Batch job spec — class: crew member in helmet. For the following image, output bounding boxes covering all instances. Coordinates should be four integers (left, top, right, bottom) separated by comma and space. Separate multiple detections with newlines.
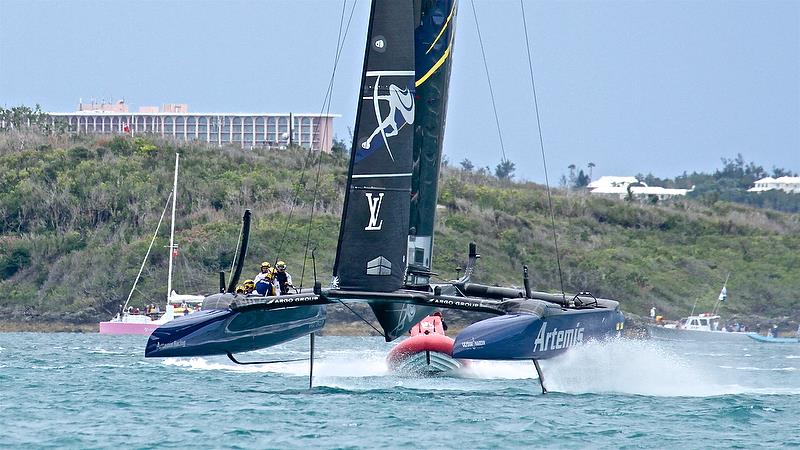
254, 261, 275, 296
242, 279, 256, 295
274, 261, 293, 295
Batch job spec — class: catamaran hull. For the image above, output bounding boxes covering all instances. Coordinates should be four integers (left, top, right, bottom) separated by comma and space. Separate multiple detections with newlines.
453, 309, 624, 360
144, 305, 326, 358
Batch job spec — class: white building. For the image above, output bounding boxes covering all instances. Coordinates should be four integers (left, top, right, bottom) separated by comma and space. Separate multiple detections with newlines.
588, 176, 693, 200
747, 176, 800, 194
49, 102, 338, 153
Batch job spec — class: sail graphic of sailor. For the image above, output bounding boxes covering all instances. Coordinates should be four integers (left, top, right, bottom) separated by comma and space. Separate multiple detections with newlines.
361, 77, 415, 161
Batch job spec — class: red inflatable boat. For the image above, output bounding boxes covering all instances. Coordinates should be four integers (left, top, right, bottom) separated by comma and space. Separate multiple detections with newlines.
386, 313, 467, 375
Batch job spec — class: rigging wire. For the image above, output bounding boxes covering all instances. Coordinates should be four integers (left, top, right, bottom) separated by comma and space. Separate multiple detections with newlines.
337, 300, 383, 336
470, 0, 508, 163
122, 192, 172, 312
520, 0, 567, 300
297, 0, 360, 289
275, 0, 358, 283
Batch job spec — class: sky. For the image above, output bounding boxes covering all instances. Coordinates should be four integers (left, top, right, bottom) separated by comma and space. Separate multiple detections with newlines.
1, 0, 797, 183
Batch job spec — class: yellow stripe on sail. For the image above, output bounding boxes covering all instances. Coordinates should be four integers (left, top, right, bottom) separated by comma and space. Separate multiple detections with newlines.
415, 45, 451, 87
425, 2, 457, 55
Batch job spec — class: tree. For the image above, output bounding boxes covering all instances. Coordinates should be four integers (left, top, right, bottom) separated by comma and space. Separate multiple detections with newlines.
587, 162, 595, 179
625, 181, 645, 202
772, 167, 797, 178
331, 137, 349, 156
567, 164, 577, 187
460, 158, 474, 172
574, 169, 590, 188
495, 159, 516, 180
0, 104, 53, 132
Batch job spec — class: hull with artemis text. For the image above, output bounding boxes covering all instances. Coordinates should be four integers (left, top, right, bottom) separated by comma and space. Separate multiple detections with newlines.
453, 304, 624, 360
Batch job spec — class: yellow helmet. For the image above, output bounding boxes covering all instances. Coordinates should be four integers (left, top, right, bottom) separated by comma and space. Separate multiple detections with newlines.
235, 285, 244, 293
276, 261, 286, 269
243, 279, 255, 289
261, 261, 271, 269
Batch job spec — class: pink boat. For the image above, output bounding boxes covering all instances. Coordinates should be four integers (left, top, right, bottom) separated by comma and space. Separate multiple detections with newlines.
99, 313, 170, 335
98, 154, 204, 335
99, 294, 203, 335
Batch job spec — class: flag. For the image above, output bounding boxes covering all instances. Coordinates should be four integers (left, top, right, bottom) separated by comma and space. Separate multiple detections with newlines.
718, 286, 727, 302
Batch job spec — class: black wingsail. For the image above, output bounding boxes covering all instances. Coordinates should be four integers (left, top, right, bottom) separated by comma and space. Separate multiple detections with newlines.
408, 0, 458, 285
332, 0, 417, 293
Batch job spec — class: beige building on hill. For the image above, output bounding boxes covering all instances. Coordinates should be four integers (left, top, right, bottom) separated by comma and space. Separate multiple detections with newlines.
51, 101, 338, 153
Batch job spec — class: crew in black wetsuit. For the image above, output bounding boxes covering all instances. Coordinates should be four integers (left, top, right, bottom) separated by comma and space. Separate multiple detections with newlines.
274, 261, 293, 295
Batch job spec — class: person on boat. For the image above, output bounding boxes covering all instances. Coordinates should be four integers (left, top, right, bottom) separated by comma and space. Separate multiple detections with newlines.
409, 311, 448, 336
235, 285, 245, 294
771, 325, 779, 338
242, 279, 256, 295
254, 261, 276, 296
274, 261, 293, 295
432, 311, 448, 332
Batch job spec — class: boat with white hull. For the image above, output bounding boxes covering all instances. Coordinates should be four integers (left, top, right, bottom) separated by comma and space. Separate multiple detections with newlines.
646, 314, 749, 342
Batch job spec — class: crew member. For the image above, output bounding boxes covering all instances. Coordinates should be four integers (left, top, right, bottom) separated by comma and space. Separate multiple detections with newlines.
254, 261, 275, 296
274, 261, 293, 295
242, 279, 256, 295
432, 311, 448, 332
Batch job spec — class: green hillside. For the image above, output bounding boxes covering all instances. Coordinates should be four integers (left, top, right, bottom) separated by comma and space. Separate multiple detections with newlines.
1, 129, 798, 330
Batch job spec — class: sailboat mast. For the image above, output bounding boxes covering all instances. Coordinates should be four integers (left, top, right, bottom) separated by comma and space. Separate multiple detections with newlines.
167, 153, 179, 303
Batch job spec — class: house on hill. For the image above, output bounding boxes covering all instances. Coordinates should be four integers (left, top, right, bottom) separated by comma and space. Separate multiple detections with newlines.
747, 177, 800, 194
588, 176, 693, 201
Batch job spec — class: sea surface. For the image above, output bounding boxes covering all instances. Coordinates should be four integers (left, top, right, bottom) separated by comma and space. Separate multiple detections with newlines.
1, 332, 798, 449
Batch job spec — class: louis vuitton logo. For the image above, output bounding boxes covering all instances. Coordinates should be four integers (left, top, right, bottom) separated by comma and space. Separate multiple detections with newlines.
364, 192, 384, 231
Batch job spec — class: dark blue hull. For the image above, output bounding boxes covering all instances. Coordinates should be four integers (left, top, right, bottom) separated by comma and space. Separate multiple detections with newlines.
453, 307, 624, 360
144, 305, 326, 358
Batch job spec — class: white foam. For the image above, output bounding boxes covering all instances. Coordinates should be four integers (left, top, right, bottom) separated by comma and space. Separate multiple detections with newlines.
155, 337, 800, 396
540, 338, 747, 397
459, 360, 537, 380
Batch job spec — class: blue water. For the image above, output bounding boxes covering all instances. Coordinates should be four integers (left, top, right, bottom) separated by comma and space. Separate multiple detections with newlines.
1, 333, 798, 449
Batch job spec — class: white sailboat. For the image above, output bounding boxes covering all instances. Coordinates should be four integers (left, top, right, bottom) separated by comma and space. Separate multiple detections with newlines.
99, 153, 204, 335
